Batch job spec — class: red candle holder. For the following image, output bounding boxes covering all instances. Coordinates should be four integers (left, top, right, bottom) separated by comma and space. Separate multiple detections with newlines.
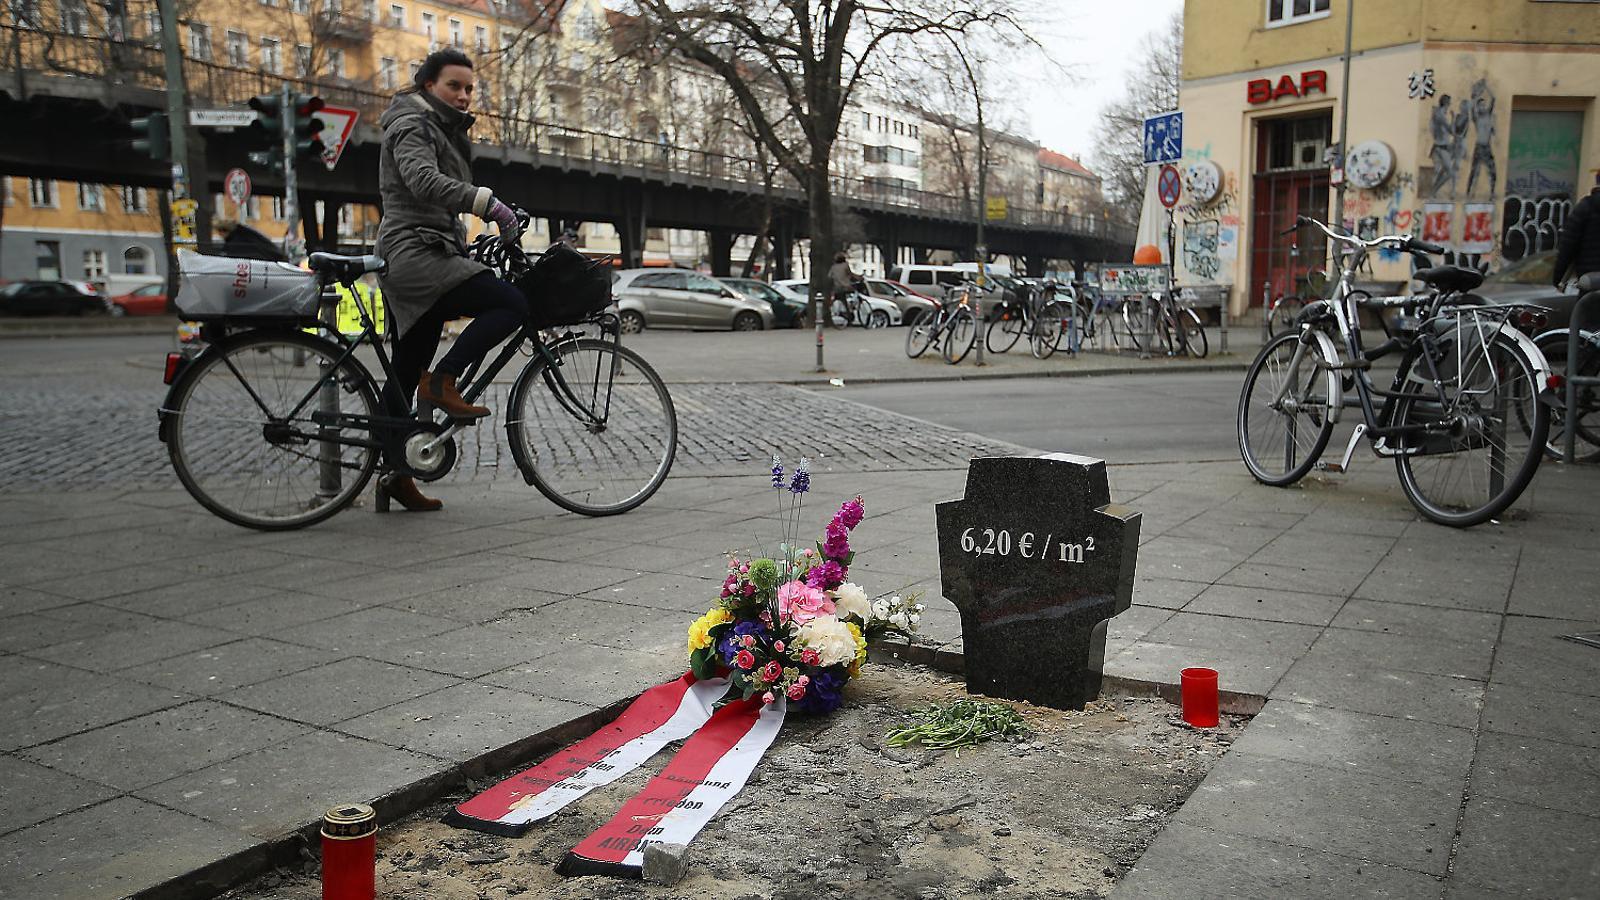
1180, 667, 1220, 728
321, 803, 377, 900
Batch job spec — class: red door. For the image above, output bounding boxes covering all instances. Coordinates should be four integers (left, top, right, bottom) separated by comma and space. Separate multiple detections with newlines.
1250, 170, 1329, 307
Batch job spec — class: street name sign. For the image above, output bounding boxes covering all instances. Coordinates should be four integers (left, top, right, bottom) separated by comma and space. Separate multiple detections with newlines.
935, 454, 1141, 710
190, 108, 257, 130
1142, 111, 1183, 166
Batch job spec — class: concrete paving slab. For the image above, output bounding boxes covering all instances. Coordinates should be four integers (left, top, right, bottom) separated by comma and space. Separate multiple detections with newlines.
1183, 583, 1347, 626
333, 681, 594, 762
0, 608, 147, 653
220, 658, 460, 727
1449, 795, 1600, 898
367, 624, 561, 678
387, 582, 568, 623
0, 754, 119, 835
1171, 751, 1462, 876
1273, 656, 1485, 730
0, 586, 77, 617
180, 592, 367, 636
19, 701, 308, 791
1107, 641, 1290, 697
1214, 560, 1375, 597
1228, 701, 1475, 793
1298, 626, 1496, 681
119, 638, 343, 697
1490, 614, 1600, 698
579, 571, 726, 614
480, 644, 685, 705
1142, 611, 1325, 656
1471, 731, 1600, 819
0, 796, 258, 900
1129, 576, 1209, 610
0, 674, 190, 752
95, 581, 281, 620
136, 730, 441, 840
1114, 821, 1443, 900
1357, 554, 1515, 612
271, 606, 462, 652
25, 619, 236, 673
1480, 682, 1600, 748
1329, 598, 1502, 643
1251, 530, 1399, 573
494, 597, 693, 653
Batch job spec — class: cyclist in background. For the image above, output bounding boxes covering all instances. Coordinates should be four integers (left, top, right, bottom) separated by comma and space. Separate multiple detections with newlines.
1554, 172, 1600, 290
828, 251, 861, 327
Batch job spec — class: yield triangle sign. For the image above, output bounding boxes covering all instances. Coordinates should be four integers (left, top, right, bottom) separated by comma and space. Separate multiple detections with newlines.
316, 105, 360, 172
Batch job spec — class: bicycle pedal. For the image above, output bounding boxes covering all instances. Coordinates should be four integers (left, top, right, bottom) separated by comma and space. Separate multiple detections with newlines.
1316, 461, 1346, 473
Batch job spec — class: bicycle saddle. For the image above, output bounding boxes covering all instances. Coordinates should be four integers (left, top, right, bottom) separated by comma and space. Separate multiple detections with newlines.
1577, 272, 1600, 294
1413, 265, 1484, 293
309, 252, 387, 281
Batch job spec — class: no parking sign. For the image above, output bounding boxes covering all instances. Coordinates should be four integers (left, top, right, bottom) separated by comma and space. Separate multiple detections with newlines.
1157, 165, 1182, 209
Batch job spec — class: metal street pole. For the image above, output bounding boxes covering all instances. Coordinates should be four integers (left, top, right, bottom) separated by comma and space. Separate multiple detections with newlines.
156, 0, 190, 202
280, 81, 302, 261
1331, 0, 1355, 242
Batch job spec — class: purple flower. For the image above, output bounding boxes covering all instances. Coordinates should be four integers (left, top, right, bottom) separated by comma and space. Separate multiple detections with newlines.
794, 667, 848, 714
717, 619, 768, 663
788, 458, 810, 495
770, 455, 784, 489
835, 497, 864, 530
805, 560, 845, 590
822, 531, 851, 560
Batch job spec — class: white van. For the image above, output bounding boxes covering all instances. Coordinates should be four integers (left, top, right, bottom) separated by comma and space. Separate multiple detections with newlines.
888, 264, 1004, 318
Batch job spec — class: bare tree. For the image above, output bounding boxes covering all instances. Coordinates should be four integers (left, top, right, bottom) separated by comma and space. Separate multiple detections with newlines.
618, 0, 1027, 300
1090, 10, 1180, 220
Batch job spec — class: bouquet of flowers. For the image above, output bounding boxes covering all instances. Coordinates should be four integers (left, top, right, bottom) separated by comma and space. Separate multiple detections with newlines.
686, 457, 923, 714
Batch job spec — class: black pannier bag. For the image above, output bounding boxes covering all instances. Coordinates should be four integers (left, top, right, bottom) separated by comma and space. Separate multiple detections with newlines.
514, 243, 615, 328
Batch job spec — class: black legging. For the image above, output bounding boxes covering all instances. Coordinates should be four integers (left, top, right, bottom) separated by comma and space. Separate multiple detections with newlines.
390, 270, 528, 409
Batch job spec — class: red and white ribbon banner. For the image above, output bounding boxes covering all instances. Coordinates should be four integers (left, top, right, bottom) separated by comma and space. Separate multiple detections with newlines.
446, 674, 729, 837
557, 695, 785, 877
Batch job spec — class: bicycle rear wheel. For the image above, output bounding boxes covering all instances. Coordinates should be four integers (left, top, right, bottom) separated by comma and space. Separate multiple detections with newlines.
1237, 331, 1338, 486
1268, 296, 1306, 338
986, 313, 1024, 354
507, 337, 677, 516
1533, 330, 1600, 461
1031, 302, 1066, 360
1393, 332, 1546, 527
1183, 309, 1210, 358
905, 314, 937, 358
943, 308, 978, 364
166, 330, 381, 530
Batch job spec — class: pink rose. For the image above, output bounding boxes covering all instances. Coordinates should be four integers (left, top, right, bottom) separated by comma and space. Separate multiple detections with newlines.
797, 675, 810, 686
761, 691, 776, 705
734, 650, 755, 669
786, 682, 807, 700
773, 640, 785, 653
761, 661, 783, 682
800, 648, 821, 666
742, 582, 756, 596
741, 635, 755, 648
777, 581, 834, 625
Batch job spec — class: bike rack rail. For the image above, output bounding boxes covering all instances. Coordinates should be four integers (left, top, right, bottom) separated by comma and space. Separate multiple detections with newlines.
1562, 289, 1600, 464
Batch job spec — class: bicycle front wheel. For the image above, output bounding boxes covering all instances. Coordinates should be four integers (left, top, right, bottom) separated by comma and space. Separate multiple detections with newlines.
1031, 302, 1066, 360
166, 330, 381, 530
943, 309, 978, 364
986, 314, 1024, 354
1393, 333, 1547, 527
1184, 310, 1210, 359
1269, 296, 1306, 338
507, 337, 677, 516
1237, 331, 1338, 486
905, 315, 936, 358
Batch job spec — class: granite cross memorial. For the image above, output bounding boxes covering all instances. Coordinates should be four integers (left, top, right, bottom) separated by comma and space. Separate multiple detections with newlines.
935, 454, 1141, 710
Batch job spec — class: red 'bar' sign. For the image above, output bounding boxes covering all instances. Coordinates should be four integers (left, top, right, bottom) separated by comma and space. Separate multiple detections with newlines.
1247, 70, 1327, 104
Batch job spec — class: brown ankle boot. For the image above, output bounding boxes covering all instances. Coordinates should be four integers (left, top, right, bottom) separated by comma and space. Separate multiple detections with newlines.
376, 474, 443, 512
418, 370, 489, 419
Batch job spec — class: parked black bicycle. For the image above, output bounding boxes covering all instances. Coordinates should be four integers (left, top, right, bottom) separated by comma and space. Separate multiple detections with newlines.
985, 281, 1068, 359
158, 210, 677, 530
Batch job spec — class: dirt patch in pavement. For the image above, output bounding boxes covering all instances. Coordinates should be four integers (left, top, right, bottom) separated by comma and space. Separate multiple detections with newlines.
224, 666, 1244, 900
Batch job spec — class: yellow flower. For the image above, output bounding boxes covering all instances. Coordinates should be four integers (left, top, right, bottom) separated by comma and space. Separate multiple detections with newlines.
687, 608, 733, 655
846, 621, 867, 671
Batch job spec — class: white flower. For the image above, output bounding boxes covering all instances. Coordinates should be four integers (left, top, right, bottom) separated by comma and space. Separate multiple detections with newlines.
832, 582, 870, 622
797, 616, 857, 667
870, 595, 896, 621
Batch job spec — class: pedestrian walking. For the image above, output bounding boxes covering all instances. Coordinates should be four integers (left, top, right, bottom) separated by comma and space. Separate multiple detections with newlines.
1553, 172, 1600, 290
374, 47, 525, 511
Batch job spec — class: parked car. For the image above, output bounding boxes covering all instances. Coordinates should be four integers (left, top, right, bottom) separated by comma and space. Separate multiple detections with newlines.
887, 264, 1005, 319
0, 280, 107, 316
611, 268, 775, 333
108, 283, 170, 316
773, 279, 902, 326
1471, 250, 1578, 328
865, 278, 938, 326
718, 276, 807, 328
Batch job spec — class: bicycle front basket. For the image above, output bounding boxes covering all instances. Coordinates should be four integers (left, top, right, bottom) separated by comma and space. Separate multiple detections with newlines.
174, 251, 321, 321
514, 243, 615, 328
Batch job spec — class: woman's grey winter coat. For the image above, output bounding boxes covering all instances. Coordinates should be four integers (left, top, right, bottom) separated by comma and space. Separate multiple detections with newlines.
375, 90, 494, 338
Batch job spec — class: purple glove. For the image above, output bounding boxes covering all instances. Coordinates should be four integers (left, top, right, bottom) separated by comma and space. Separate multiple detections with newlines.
485, 197, 519, 238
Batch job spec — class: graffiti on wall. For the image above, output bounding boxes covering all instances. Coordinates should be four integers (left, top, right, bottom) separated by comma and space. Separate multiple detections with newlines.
1182, 219, 1221, 281
1506, 110, 1583, 197
1407, 68, 1436, 100
1502, 193, 1571, 262
1427, 78, 1497, 200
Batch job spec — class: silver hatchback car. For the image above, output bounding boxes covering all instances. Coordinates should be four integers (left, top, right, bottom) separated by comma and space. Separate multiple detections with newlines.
612, 269, 776, 333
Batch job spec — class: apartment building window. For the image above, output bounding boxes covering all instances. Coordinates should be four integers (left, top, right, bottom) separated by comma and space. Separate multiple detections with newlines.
189, 23, 212, 61
295, 43, 311, 77
380, 56, 396, 89
59, 0, 88, 34
363, 0, 376, 21
11, 0, 39, 29
292, 0, 309, 13
324, 0, 340, 16
36, 241, 62, 280
29, 178, 57, 208
500, 27, 515, 50
474, 25, 487, 53
448, 18, 462, 48
77, 183, 104, 212
271, 196, 287, 220
144, 10, 160, 37
122, 186, 148, 213
909, 124, 919, 140
337, 204, 354, 237
259, 0, 275, 6
261, 37, 281, 73
226, 30, 248, 66
862, 112, 870, 130
123, 246, 152, 275
1266, 0, 1330, 27
421, 12, 435, 46
83, 249, 107, 280
1, 177, 11, 206
329, 47, 345, 78
409, 61, 421, 82
388, 3, 404, 28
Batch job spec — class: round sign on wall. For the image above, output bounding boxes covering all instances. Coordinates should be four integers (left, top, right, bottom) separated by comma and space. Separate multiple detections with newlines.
1157, 165, 1182, 209
1344, 140, 1395, 190
1182, 160, 1223, 206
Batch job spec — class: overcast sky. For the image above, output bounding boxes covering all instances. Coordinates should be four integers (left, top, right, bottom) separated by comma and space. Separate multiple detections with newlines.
1010, 0, 1184, 167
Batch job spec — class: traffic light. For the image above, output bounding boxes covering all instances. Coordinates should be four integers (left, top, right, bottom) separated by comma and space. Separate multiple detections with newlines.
130, 112, 169, 160
292, 94, 326, 159
247, 93, 286, 168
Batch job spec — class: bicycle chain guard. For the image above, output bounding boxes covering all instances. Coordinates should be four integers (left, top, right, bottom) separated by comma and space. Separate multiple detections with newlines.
402, 423, 458, 482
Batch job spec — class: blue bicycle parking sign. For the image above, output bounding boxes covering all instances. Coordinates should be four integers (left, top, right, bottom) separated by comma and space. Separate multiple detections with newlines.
1142, 111, 1183, 165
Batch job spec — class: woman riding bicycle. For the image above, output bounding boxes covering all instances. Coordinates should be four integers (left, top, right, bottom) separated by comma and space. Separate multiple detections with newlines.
375, 48, 525, 510
828, 251, 862, 327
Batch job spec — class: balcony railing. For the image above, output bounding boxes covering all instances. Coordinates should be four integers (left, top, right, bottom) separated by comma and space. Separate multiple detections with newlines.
2, 25, 1135, 245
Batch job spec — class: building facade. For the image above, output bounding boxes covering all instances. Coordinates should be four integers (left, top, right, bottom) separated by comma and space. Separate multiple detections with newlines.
1175, 0, 1600, 316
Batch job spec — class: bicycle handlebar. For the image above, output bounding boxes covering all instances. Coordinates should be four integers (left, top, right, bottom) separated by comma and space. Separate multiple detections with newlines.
1292, 215, 1441, 257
